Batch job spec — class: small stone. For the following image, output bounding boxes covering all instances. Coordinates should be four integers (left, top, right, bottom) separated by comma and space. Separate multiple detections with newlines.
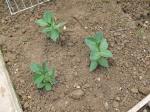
96, 77, 101, 82
63, 26, 66, 30
104, 102, 109, 110
138, 86, 150, 95
113, 101, 119, 108
73, 83, 81, 89
22, 29, 27, 34
131, 88, 138, 94
65, 101, 69, 106
84, 26, 88, 29
24, 102, 29, 108
83, 84, 90, 89
74, 71, 78, 76
139, 76, 143, 80
145, 21, 149, 24
76, 86, 81, 89
17, 90, 25, 96
70, 89, 84, 100
74, 65, 77, 69
76, 58, 81, 63
27, 96, 31, 99
114, 32, 122, 36
115, 97, 121, 101
1, 19, 5, 24
14, 24, 20, 30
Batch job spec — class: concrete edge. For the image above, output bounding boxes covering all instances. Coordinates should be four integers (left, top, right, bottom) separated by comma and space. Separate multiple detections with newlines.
0, 50, 23, 112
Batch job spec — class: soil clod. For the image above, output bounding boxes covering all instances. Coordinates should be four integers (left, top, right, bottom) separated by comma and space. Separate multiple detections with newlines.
69, 89, 84, 100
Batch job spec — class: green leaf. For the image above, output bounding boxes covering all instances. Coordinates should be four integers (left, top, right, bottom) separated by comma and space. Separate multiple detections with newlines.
31, 62, 57, 91
50, 29, 60, 41
31, 63, 42, 74
45, 83, 52, 91
33, 74, 41, 81
98, 58, 109, 67
100, 50, 112, 58
49, 67, 55, 75
85, 37, 99, 51
95, 32, 103, 43
43, 11, 54, 24
48, 68, 56, 84
34, 75, 44, 85
90, 61, 98, 72
37, 83, 45, 89
42, 27, 51, 33
90, 51, 101, 61
100, 38, 108, 50
35, 19, 48, 27
42, 62, 49, 73
55, 22, 65, 29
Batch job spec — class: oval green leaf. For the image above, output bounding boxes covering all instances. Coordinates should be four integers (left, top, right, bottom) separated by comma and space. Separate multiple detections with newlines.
90, 51, 101, 61
98, 58, 109, 67
50, 29, 60, 41
100, 38, 108, 50
35, 19, 48, 27
90, 61, 98, 72
85, 37, 99, 51
43, 11, 53, 24
95, 32, 103, 43
45, 83, 52, 91
34, 75, 44, 85
100, 50, 112, 58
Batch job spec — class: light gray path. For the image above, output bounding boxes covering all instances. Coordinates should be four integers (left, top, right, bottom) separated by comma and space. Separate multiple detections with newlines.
0, 50, 22, 112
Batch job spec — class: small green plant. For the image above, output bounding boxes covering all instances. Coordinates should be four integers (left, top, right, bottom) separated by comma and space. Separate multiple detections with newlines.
35, 11, 65, 41
85, 32, 113, 71
30, 62, 57, 91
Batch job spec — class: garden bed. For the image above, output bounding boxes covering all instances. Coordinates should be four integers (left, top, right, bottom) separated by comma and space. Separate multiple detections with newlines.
0, 0, 150, 112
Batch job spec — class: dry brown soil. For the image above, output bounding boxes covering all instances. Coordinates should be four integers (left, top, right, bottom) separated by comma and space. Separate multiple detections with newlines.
0, 0, 150, 112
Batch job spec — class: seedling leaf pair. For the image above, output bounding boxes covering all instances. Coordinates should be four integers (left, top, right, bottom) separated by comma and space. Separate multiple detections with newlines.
35, 11, 65, 42
85, 32, 113, 71
31, 62, 56, 91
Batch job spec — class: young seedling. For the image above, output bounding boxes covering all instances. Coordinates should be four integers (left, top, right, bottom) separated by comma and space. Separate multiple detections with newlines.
85, 32, 113, 72
30, 62, 57, 91
35, 11, 65, 42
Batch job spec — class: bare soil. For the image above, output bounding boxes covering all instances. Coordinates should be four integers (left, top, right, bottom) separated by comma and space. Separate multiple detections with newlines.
0, 0, 150, 112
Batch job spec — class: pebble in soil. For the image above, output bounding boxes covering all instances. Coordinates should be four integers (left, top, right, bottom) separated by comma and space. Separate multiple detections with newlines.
69, 89, 85, 100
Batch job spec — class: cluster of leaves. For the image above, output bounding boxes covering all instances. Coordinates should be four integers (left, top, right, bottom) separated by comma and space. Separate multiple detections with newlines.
35, 11, 65, 41
31, 62, 57, 91
85, 32, 113, 71
32, 11, 113, 91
